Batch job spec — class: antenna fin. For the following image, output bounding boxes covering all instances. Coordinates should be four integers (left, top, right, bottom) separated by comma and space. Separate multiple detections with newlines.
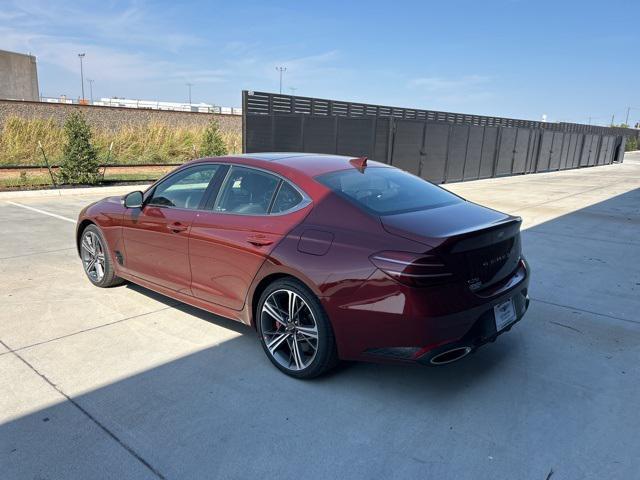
350, 156, 368, 172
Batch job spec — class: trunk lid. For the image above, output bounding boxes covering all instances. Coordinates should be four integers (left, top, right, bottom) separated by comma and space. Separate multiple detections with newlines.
380, 201, 522, 291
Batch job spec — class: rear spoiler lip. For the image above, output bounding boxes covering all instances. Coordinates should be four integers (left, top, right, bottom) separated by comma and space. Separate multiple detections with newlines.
445, 216, 522, 253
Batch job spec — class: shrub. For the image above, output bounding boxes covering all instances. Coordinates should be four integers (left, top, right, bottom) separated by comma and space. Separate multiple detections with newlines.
58, 112, 100, 184
199, 118, 228, 157
625, 136, 638, 152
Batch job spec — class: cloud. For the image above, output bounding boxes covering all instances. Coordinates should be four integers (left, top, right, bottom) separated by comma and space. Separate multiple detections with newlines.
167, 68, 230, 85
408, 74, 491, 91
3, 0, 202, 52
266, 50, 342, 79
0, 0, 221, 94
0, 27, 169, 81
0, 1, 350, 102
407, 74, 496, 108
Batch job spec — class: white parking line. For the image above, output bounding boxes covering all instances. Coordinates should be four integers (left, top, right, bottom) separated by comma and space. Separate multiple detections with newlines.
6, 201, 77, 223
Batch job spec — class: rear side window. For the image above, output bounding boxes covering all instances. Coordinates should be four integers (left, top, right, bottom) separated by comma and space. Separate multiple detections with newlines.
316, 167, 461, 215
271, 181, 303, 213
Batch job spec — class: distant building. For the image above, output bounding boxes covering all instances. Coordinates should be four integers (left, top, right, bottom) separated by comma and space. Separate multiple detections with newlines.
0, 49, 39, 101
93, 97, 242, 115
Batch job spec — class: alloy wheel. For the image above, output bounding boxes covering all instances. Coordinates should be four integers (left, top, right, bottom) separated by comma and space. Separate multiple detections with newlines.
81, 230, 106, 283
260, 289, 319, 371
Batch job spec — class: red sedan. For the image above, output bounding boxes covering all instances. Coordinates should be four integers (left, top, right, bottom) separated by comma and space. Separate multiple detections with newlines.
77, 153, 530, 378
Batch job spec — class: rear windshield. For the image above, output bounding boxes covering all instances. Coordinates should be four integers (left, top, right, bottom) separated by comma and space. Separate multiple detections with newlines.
316, 167, 462, 216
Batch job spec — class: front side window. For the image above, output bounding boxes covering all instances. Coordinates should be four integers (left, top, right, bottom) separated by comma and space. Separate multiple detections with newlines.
316, 166, 461, 216
148, 164, 220, 209
215, 166, 279, 214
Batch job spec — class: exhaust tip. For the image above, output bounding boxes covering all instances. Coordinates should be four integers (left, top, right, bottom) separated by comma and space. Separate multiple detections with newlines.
429, 346, 472, 365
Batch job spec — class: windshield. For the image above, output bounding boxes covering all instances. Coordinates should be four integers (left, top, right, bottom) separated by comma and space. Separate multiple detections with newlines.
316, 167, 462, 216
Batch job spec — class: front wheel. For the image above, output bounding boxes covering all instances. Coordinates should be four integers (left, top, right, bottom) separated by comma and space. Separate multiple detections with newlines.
80, 224, 123, 288
257, 278, 338, 378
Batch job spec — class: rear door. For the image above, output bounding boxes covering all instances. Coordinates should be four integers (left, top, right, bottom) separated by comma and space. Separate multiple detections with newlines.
121, 164, 225, 292
189, 165, 311, 310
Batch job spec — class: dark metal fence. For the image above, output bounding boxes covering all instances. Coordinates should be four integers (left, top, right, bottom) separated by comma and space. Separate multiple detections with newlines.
243, 91, 637, 183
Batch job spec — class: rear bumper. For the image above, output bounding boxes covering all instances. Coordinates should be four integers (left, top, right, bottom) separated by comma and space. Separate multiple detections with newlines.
415, 287, 529, 365
328, 258, 531, 363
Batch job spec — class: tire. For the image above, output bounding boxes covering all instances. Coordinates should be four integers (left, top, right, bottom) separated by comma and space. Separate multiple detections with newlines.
80, 224, 124, 288
257, 278, 338, 379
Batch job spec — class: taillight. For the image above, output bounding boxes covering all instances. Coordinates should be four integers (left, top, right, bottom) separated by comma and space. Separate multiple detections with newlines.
369, 251, 453, 287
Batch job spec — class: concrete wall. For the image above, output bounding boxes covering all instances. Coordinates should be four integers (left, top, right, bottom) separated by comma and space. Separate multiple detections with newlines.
0, 99, 241, 135
0, 50, 39, 101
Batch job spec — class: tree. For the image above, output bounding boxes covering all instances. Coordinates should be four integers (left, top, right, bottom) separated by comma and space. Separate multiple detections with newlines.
199, 118, 227, 157
58, 112, 100, 184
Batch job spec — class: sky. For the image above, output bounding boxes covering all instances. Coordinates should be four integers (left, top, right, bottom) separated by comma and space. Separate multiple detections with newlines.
1, 0, 638, 126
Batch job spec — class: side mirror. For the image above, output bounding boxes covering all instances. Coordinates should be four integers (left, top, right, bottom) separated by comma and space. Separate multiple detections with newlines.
123, 191, 144, 208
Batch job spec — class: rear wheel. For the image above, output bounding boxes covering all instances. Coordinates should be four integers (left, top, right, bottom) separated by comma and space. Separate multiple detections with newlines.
257, 278, 338, 378
80, 224, 123, 288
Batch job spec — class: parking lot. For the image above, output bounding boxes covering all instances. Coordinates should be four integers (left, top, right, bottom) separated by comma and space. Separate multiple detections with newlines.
1, 153, 639, 479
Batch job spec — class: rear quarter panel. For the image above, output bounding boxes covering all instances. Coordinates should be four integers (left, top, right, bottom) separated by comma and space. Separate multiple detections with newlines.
248, 192, 432, 356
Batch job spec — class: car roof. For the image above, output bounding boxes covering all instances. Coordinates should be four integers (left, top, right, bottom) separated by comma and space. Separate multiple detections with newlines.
190, 152, 392, 177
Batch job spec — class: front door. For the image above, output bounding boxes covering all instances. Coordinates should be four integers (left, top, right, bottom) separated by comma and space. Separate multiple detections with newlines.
189, 166, 311, 310
121, 163, 223, 292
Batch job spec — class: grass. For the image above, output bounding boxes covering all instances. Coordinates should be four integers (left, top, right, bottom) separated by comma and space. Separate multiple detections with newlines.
0, 173, 54, 189
0, 170, 169, 190
0, 116, 242, 167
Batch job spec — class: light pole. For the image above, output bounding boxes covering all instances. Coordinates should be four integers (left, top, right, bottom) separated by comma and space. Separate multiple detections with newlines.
276, 66, 287, 94
625, 107, 640, 126
186, 83, 193, 105
78, 53, 86, 101
87, 79, 94, 104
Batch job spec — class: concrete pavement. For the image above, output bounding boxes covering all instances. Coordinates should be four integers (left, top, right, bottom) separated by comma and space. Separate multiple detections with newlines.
1, 153, 639, 479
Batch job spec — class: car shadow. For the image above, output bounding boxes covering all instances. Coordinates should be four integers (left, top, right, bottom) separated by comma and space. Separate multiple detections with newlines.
124, 276, 511, 389
122, 275, 515, 398
125, 282, 251, 336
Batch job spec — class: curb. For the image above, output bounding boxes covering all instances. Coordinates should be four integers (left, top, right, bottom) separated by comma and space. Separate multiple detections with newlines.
0, 184, 150, 200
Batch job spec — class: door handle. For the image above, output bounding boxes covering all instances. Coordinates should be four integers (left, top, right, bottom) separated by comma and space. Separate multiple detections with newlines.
167, 222, 188, 233
247, 235, 274, 247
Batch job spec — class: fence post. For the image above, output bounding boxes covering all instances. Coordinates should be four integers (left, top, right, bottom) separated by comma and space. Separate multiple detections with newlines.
523, 129, 533, 174
443, 123, 453, 183
101, 142, 113, 182
509, 128, 519, 174
593, 135, 603, 166
577, 134, 587, 168
369, 117, 376, 159
386, 117, 395, 165
241, 91, 247, 153
461, 124, 471, 180
491, 127, 502, 177
558, 133, 566, 170
476, 126, 487, 180
418, 121, 427, 178
532, 130, 543, 172
37, 141, 57, 188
